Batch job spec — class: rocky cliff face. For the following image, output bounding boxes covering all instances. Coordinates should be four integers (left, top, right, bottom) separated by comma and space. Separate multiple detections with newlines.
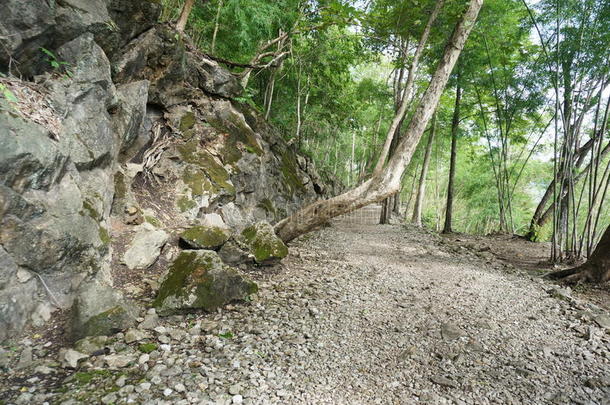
0, 0, 327, 342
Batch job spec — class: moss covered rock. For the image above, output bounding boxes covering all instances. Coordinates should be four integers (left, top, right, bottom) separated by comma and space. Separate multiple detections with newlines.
180, 225, 230, 250
240, 221, 288, 265
70, 282, 138, 341
153, 250, 257, 316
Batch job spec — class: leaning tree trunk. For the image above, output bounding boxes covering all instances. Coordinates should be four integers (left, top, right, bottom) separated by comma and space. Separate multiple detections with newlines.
378, 0, 445, 225
548, 223, 610, 283
176, 0, 196, 33
274, 0, 483, 243
373, 0, 445, 176
412, 113, 437, 227
443, 68, 462, 234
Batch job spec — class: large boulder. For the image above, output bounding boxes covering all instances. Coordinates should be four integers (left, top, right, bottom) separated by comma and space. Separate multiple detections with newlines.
240, 222, 288, 265
0, 0, 160, 77
70, 282, 138, 341
114, 80, 150, 152
123, 224, 168, 269
112, 27, 242, 105
153, 250, 257, 316
218, 239, 252, 265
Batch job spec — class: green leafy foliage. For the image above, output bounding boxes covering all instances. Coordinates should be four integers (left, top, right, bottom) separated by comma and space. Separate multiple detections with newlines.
40, 47, 73, 77
162, 0, 609, 241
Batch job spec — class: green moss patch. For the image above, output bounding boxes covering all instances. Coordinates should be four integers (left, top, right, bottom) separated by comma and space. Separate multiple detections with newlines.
177, 195, 197, 212
178, 140, 235, 195
153, 251, 258, 315
180, 225, 230, 250
241, 222, 288, 265
74, 370, 114, 385
182, 166, 216, 196
179, 111, 196, 133
258, 198, 276, 216
98, 226, 111, 246
138, 343, 158, 353
79, 306, 129, 339
144, 216, 162, 227
82, 200, 101, 220
279, 149, 306, 195
220, 136, 243, 166
114, 172, 128, 200
207, 115, 263, 156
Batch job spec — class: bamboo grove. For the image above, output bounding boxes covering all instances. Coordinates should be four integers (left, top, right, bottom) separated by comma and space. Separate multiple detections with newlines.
161, 0, 610, 269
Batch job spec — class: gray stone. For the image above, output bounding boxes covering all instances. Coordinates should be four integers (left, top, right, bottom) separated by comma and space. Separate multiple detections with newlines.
31, 303, 53, 327
70, 281, 138, 341
104, 354, 135, 368
430, 375, 458, 388
74, 335, 109, 355
549, 286, 572, 301
240, 222, 288, 265
139, 312, 159, 330
593, 314, 610, 329
113, 27, 241, 102
201, 213, 229, 229
221, 203, 247, 230
54, 34, 117, 171
0, 0, 55, 76
153, 250, 258, 316
124, 328, 149, 343
218, 239, 252, 265
16, 347, 33, 369
441, 322, 467, 340
59, 348, 88, 368
123, 224, 168, 269
115, 81, 149, 152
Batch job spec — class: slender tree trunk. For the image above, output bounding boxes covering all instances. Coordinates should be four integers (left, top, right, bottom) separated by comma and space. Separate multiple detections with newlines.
176, 0, 196, 33
393, 187, 401, 214
443, 67, 462, 234
295, 64, 302, 146
525, 137, 610, 241
264, 70, 276, 120
350, 131, 356, 187
275, 0, 483, 243
211, 0, 223, 52
380, 124, 401, 224
403, 163, 421, 219
412, 113, 437, 226
373, 0, 445, 176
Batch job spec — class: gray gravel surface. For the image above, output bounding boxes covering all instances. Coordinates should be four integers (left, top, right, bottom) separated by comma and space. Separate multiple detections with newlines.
1, 223, 609, 404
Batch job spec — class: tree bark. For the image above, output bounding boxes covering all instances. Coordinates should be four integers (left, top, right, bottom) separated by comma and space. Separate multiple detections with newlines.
373, 0, 445, 176
211, 0, 223, 52
393, 187, 401, 214
548, 223, 610, 283
176, 0, 196, 33
525, 136, 610, 241
443, 68, 462, 234
412, 113, 437, 226
274, 0, 483, 243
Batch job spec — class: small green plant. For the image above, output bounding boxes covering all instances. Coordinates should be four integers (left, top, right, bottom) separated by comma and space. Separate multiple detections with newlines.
40, 47, 73, 77
218, 331, 234, 339
138, 343, 158, 353
234, 88, 257, 109
0, 83, 18, 104
255, 350, 266, 359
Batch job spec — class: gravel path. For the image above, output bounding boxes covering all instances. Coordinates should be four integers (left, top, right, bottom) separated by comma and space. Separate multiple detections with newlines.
2, 222, 610, 404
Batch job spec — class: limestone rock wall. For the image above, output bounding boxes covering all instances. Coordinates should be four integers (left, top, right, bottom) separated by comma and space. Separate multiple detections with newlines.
0, 1, 326, 341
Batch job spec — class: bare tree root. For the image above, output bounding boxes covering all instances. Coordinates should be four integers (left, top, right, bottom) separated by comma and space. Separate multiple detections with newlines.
545, 266, 591, 283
